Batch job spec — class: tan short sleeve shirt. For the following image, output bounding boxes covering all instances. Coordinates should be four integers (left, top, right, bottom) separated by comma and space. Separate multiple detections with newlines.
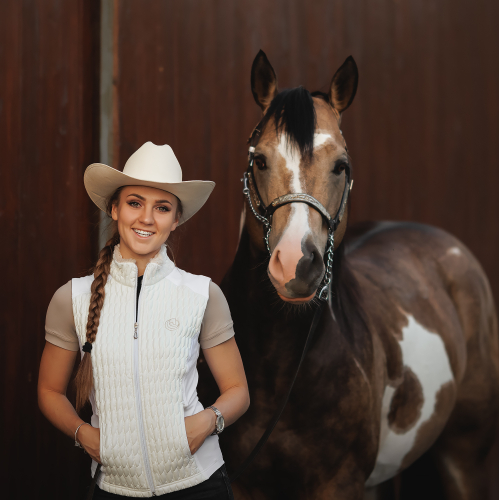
45, 279, 235, 351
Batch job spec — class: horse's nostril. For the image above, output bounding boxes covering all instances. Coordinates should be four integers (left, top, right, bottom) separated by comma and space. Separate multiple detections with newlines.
311, 248, 321, 264
303, 240, 322, 266
293, 239, 324, 284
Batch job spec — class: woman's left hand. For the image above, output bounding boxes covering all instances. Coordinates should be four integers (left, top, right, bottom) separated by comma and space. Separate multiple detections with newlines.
184, 409, 216, 455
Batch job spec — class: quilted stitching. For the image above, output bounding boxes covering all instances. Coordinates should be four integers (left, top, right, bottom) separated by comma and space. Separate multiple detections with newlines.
73, 245, 210, 497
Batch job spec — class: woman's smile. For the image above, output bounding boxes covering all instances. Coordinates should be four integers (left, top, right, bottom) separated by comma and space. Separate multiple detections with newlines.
132, 228, 155, 238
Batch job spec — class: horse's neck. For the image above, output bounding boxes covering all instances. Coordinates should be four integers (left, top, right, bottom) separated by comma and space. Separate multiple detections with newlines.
222, 226, 328, 354
223, 225, 374, 370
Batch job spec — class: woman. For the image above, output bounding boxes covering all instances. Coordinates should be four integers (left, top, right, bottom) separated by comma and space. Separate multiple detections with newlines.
38, 142, 249, 499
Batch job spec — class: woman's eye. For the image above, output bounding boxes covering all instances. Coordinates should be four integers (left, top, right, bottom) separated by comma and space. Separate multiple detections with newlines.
332, 163, 347, 176
254, 157, 267, 171
128, 201, 141, 208
157, 206, 171, 213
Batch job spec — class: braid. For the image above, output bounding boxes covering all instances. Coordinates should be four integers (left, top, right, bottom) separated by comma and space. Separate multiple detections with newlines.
74, 230, 120, 413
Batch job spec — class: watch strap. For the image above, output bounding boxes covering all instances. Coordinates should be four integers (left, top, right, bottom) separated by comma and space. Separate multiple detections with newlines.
207, 405, 223, 435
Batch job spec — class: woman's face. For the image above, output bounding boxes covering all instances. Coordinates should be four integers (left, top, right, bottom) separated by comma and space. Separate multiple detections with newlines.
111, 185, 180, 260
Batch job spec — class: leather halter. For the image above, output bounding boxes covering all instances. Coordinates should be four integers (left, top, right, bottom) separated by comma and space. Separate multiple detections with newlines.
242, 117, 353, 300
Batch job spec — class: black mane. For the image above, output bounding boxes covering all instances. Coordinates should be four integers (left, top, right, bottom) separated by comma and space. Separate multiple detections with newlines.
262, 87, 317, 159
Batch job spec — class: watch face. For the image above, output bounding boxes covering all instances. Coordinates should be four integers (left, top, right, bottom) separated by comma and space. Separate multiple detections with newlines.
216, 416, 225, 433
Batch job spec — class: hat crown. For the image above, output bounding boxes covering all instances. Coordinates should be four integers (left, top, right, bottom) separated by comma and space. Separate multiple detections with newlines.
122, 142, 182, 183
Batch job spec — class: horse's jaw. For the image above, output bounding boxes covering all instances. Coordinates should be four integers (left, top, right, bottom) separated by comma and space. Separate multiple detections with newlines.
277, 291, 316, 304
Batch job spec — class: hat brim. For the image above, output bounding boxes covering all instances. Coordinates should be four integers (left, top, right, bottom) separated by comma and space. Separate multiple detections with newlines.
84, 163, 215, 225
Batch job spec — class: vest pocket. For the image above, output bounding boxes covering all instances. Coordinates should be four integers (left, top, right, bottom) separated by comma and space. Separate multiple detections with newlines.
99, 429, 108, 469
181, 412, 194, 459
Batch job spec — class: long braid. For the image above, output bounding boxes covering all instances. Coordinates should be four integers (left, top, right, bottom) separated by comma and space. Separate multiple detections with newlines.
74, 230, 120, 413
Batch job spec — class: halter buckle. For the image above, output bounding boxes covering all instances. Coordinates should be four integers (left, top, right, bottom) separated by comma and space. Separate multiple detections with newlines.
242, 173, 250, 194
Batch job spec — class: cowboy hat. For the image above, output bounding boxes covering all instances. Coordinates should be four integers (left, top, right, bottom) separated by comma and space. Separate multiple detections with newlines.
84, 141, 215, 225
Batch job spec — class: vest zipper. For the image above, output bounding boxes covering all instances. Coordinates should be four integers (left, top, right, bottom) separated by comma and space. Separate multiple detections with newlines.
133, 277, 157, 496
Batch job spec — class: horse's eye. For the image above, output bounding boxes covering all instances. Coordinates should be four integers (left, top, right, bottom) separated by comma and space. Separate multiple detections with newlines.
254, 157, 267, 171
332, 162, 347, 176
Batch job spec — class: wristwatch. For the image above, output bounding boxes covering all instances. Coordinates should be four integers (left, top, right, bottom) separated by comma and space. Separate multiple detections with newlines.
207, 406, 225, 435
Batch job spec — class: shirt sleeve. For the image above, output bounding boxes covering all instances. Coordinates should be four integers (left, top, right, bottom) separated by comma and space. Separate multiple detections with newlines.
200, 281, 235, 349
45, 280, 80, 351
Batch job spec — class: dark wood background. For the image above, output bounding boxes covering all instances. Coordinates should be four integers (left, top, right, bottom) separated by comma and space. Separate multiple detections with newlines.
0, 0, 100, 498
0, 0, 497, 498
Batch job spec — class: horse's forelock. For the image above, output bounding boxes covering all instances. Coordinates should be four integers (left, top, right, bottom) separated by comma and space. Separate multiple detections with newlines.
262, 87, 317, 159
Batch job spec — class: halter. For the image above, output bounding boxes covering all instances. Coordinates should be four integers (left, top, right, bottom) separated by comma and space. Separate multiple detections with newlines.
241, 118, 353, 301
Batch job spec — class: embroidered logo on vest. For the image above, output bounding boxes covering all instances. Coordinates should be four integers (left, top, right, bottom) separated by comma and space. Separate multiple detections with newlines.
165, 318, 180, 331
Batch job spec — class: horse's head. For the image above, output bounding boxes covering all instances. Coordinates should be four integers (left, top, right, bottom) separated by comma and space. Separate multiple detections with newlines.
244, 50, 358, 304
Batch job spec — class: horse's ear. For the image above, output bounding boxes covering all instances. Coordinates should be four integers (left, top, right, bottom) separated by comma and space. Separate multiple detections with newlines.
329, 56, 358, 114
251, 50, 278, 112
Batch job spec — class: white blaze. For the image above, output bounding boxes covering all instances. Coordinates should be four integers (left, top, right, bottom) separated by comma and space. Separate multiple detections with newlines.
276, 134, 311, 256
366, 314, 454, 486
275, 133, 333, 253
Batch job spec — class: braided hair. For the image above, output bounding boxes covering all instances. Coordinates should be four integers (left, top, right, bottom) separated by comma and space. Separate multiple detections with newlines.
74, 187, 122, 412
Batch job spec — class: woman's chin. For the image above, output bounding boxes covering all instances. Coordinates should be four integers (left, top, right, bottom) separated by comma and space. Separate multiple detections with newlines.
120, 238, 163, 259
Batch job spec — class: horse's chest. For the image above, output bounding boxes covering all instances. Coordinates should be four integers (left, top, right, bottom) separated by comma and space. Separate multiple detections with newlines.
366, 314, 456, 486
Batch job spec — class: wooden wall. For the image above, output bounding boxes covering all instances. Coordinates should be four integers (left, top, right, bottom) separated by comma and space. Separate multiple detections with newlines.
0, 1, 100, 498
114, 0, 498, 303
0, 0, 496, 498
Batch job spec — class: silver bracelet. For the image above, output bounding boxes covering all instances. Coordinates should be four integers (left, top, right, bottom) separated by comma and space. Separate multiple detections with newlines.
74, 422, 89, 448
207, 405, 225, 435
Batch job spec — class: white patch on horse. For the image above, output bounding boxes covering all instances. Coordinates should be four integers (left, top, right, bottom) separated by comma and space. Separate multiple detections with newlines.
313, 133, 332, 149
276, 133, 332, 246
276, 134, 311, 257
365, 314, 454, 487
447, 247, 462, 256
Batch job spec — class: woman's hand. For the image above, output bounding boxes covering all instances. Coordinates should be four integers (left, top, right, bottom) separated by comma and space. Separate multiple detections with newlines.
184, 409, 216, 455
77, 424, 102, 464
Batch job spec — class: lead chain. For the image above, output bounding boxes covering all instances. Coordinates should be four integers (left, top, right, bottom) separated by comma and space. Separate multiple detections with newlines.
243, 173, 272, 254
264, 223, 272, 255
317, 228, 335, 301
243, 175, 270, 227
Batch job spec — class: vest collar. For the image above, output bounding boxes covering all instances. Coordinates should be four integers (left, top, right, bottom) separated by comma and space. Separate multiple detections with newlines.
109, 243, 175, 287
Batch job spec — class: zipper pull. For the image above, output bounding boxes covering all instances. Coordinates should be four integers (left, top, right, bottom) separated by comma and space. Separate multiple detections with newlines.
134, 322, 138, 339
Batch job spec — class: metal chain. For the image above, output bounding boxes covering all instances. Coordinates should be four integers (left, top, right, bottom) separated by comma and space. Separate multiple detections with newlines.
264, 223, 272, 255
242, 173, 272, 254
317, 228, 335, 301
243, 173, 270, 227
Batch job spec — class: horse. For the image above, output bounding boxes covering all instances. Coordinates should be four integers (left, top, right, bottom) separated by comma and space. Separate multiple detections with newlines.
198, 50, 498, 499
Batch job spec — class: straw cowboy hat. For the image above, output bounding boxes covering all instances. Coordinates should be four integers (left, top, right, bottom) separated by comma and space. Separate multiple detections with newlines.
84, 141, 215, 225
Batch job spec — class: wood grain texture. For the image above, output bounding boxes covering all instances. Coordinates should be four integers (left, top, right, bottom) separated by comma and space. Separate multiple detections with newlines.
0, 0, 99, 498
0, 0, 496, 498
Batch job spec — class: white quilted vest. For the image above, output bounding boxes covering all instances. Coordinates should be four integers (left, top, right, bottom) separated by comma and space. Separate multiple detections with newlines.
72, 244, 223, 497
